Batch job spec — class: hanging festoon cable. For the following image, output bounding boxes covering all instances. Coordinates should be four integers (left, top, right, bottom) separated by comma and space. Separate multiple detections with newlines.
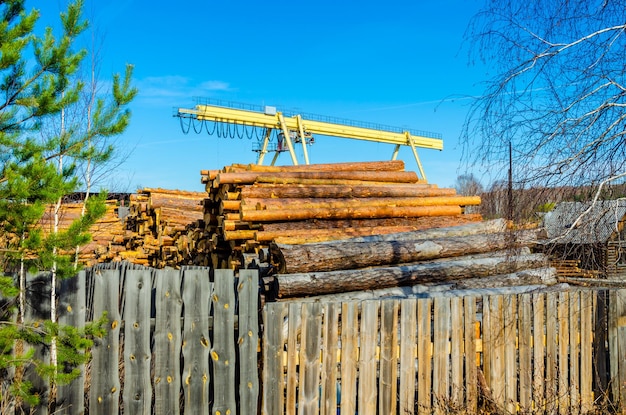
179, 115, 192, 134
192, 117, 204, 134
205, 119, 216, 135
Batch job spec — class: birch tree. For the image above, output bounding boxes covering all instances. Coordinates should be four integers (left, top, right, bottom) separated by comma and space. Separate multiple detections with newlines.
462, 0, 626, 190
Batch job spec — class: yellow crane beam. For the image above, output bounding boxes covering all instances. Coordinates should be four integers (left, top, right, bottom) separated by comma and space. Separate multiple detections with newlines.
177, 103, 443, 181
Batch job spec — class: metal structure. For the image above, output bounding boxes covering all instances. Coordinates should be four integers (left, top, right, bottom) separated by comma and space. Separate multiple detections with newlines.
176, 98, 443, 181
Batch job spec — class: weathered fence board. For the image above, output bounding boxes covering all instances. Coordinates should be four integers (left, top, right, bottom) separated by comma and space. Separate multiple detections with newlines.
57, 270, 87, 415
213, 269, 237, 415
123, 269, 152, 415
237, 268, 260, 415
90, 269, 121, 415
154, 267, 182, 415
182, 268, 211, 415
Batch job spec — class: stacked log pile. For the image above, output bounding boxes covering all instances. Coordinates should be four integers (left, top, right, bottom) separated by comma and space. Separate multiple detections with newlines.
120, 188, 205, 267
265, 218, 555, 300
37, 200, 125, 266
197, 160, 483, 269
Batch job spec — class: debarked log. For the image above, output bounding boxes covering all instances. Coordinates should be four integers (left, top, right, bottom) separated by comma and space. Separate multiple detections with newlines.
213, 170, 420, 186
241, 205, 462, 222
270, 229, 541, 273
245, 195, 481, 211
240, 184, 454, 199
273, 253, 549, 298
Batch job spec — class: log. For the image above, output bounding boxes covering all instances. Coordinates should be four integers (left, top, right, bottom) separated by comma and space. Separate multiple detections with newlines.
213, 170, 420, 186
260, 215, 483, 232
271, 229, 541, 273
241, 205, 462, 222
324, 218, 507, 243
240, 184, 454, 199
259, 216, 495, 244
255, 225, 434, 242
280, 267, 557, 303
244, 160, 406, 172
247, 195, 481, 211
273, 253, 549, 298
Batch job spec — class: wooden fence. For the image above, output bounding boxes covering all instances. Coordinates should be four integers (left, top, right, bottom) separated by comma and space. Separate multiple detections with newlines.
22, 263, 260, 415
262, 289, 626, 414
17, 263, 626, 414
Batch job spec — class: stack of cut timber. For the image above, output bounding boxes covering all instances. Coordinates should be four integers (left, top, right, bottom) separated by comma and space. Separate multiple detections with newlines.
119, 188, 205, 267
266, 218, 555, 300
37, 200, 125, 266
198, 160, 482, 269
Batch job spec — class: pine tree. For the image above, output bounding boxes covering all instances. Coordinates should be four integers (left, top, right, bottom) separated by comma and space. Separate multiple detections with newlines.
0, 0, 136, 410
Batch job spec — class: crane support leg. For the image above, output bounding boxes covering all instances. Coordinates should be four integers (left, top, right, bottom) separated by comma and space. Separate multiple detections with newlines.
256, 128, 273, 165
391, 144, 400, 160
277, 112, 299, 165
296, 115, 310, 165
406, 131, 427, 181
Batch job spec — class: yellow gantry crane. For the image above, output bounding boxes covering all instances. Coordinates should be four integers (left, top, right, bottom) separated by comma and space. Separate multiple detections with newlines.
176, 99, 443, 181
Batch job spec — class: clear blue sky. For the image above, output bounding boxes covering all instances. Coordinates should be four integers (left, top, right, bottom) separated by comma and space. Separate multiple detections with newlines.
32, 0, 488, 193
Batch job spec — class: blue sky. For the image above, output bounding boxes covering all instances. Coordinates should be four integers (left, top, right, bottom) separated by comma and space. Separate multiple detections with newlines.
32, 0, 488, 193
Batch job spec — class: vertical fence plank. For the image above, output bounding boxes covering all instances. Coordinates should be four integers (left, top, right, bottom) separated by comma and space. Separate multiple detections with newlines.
90, 269, 121, 415
504, 295, 517, 414
237, 269, 259, 415
23, 271, 51, 415
464, 297, 478, 413
286, 302, 301, 415
433, 297, 450, 414
262, 303, 286, 415
482, 295, 492, 393
321, 302, 339, 415
399, 299, 417, 415
299, 302, 322, 415
57, 270, 87, 415
518, 293, 532, 412
450, 297, 463, 407
486, 295, 505, 409
417, 298, 432, 413
610, 288, 626, 408
181, 268, 211, 415
154, 268, 183, 415
533, 293, 546, 411
213, 269, 237, 415
379, 300, 398, 415
340, 302, 359, 415
557, 292, 570, 414
123, 269, 152, 415
545, 292, 558, 414
358, 301, 379, 415
569, 291, 581, 415
580, 291, 594, 414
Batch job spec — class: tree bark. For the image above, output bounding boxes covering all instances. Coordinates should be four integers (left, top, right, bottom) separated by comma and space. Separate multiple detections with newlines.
245, 195, 481, 211
273, 253, 549, 298
240, 184, 455, 199
270, 229, 540, 273
241, 204, 462, 222
213, 170, 420, 186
